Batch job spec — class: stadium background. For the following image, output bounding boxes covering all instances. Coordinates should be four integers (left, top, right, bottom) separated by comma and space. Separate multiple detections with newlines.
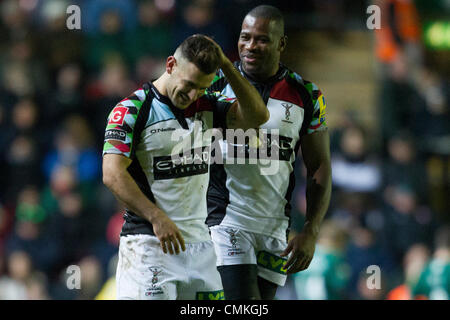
0, 0, 448, 300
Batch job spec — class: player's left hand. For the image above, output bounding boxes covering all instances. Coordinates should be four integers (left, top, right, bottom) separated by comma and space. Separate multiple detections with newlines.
280, 231, 317, 274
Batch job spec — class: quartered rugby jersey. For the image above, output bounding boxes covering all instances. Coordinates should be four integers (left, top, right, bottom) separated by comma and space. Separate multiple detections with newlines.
103, 82, 232, 243
207, 62, 327, 242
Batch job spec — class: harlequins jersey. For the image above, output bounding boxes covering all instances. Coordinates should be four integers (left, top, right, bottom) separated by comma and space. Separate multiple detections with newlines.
103, 82, 233, 243
207, 62, 327, 241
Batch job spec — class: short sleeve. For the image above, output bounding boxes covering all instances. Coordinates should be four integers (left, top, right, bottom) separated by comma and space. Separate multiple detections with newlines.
304, 81, 327, 135
102, 89, 147, 158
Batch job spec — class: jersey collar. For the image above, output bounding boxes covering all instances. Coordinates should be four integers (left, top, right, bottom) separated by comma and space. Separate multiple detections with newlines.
144, 81, 189, 129
236, 61, 288, 85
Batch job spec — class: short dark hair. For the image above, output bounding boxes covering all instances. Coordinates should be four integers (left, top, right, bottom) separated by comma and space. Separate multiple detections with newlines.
247, 5, 284, 35
177, 34, 220, 74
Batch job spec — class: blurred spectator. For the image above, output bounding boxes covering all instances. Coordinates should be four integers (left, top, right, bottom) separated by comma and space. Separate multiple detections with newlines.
355, 268, 388, 300
25, 271, 50, 300
0, 0, 30, 43
383, 131, 428, 203
5, 135, 42, 202
331, 125, 382, 193
412, 226, 450, 300
373, 0, 427, 152
0, 38, 49, 98
374, 0, 423, 80
95, 254, 118, 300
5, 186, 59, 273
292, 220, 351, 300
5, 98, 47, 201
174, 0, 232, 55
84, 58, 136, 144
76, 255, 104, 300
83, 0, 137, 72
345, 226, 396, 298
0, 250, 30, 299
50, 255, 104, 300
46, 190, 88, 267
125, 0, 174, 67
411, 68, 448, 142
7, 250, 33, 284
42, 114, 101, 183
44, 63, 84, 130
386, 243, 430, 300
0, 204, 14, 253
383, 184, 437, 264
329, 193, 372, 232
33, 0, 83, 76
82, 0, 137, 34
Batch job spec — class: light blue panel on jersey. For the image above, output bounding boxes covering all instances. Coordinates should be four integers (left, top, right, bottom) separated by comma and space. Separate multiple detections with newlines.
220, 84, 237, 101
292, 72, 304, 84
146, 99, 176, 127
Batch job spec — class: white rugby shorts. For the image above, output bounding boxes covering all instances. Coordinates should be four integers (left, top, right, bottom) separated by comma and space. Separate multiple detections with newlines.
210, 225, 289, 286
116, 234, 224, 300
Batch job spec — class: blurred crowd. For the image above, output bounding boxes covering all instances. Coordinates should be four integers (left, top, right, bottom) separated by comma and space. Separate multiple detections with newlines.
0, 0, 448, 300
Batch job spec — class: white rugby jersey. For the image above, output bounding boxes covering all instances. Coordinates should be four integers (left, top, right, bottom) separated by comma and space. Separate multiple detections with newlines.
207, 62, 327, 241
103, 82, 232, 243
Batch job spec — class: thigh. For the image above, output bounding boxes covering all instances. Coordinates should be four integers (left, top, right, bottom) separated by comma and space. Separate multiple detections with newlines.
210, 225, 257, 266
178, 241, 224, 300
217, 264, 261, 300
116, 235, 178, 300
257, 276, 279, 300
255, 235, 288, 287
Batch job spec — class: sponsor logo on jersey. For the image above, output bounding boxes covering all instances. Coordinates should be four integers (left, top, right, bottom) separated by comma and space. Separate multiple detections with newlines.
196, 290, 225, 300
105, 129, 127, 141
154, 147, 210, 180
108, 106, 128, 126
227, 134, 293, 162
257, 251, 288, 275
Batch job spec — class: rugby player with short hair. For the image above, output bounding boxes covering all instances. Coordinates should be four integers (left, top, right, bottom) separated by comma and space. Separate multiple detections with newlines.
102, 34, 268, 300
207, 5, 332, 299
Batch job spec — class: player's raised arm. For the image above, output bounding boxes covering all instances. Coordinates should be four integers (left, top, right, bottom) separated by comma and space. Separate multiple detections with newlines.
102, 154, 185, 255
205, 37, 269, 130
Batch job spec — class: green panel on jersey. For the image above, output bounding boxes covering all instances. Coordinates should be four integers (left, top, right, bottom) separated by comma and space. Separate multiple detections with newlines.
257, 251, 288, 275
196, 290, 225, 300
211, 74, 222, 85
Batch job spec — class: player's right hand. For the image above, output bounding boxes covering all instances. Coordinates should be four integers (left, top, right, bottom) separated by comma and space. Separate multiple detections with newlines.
203, 35, 228, 68
151, 210, 186, 255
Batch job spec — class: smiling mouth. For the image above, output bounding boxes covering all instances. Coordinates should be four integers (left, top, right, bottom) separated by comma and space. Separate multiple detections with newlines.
243, 55, 261, 63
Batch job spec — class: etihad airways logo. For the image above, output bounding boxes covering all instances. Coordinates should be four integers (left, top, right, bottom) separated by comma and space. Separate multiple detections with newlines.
168, 120, 284, 176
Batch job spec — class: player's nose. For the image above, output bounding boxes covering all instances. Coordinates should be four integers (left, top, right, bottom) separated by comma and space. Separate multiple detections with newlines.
245, 38, 257, 51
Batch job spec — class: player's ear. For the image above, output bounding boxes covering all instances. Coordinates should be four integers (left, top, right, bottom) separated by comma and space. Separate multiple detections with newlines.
278, 35, 287, 52
166, 56, 177, 74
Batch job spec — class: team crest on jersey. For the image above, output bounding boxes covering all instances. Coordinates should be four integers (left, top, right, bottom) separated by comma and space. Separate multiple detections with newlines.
281, 103, 293, 124
108, 105, 128, 126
